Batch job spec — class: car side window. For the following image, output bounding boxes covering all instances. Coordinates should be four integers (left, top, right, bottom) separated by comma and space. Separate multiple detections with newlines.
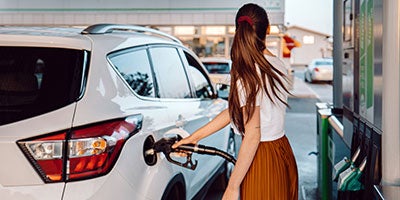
149, 47, 191, 99
108, 49, 155, 97
184, 52, 214, 99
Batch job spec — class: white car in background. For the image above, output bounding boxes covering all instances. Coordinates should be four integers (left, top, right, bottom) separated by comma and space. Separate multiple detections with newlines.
201, 57, 232, 100
0, 24, 235, 200
201, 57, 232, 86
200, 57, 294, 96
304, 58, 334, 83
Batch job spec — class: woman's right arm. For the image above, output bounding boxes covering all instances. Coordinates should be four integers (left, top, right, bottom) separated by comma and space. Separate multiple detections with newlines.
172, 108, 230, 148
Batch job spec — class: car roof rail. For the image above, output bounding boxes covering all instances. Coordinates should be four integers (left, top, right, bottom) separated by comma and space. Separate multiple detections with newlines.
81, 23, 182, 44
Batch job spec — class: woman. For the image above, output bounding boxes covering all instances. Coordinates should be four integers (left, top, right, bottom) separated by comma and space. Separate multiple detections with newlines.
173, 3, 298, 200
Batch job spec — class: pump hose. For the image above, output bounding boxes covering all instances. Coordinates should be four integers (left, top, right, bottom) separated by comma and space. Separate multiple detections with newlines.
176, 144, 236, 165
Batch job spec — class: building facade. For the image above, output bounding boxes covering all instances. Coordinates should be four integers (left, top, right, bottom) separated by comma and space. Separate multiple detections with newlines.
0, 0, 286, 58
286, 25, 333, 67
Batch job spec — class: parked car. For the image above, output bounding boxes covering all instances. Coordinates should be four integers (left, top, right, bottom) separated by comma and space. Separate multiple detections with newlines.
0, 24, 235, 200
201, 57, 232, 86
201, 57, 232, 100
201, 57, 294, 96
304, 58, 333, 83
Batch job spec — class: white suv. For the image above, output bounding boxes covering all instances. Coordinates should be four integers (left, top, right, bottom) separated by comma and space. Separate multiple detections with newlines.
0, 24, 235, 200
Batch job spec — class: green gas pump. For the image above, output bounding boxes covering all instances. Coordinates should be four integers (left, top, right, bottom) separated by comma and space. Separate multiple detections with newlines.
337, 157, 366, 191
333, 147, 361, 182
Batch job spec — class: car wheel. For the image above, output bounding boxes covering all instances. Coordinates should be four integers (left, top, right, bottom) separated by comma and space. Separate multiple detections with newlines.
213, 131, 236, 190
307, 72, 314, 83
162, 183, 185, 200
304, 72, 309, 82
161, 174, 185, 200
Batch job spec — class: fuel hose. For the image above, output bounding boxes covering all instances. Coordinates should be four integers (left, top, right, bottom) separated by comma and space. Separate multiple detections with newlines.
176, 144, 236, 165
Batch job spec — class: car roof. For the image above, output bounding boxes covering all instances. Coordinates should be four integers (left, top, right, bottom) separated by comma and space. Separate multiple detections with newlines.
0, 26, 92, 50
0, 26, 83, 37
0, 24, 182, 51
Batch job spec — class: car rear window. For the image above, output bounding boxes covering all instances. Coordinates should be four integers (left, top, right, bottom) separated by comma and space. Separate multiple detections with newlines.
203, 62, 230, 74
0, 47, 88, 125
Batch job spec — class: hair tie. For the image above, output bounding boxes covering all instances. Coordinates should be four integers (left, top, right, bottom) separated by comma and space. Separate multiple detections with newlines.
237, 16, 253, 26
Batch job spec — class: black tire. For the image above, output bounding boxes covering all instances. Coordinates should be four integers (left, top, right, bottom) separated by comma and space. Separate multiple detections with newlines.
305, 72, 314, 83
162, 174, 185, 200
163, 184, 185, 200
304, 72, 309, 82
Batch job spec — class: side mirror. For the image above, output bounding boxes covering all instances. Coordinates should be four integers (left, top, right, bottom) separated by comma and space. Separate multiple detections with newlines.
215, 83, 230, 100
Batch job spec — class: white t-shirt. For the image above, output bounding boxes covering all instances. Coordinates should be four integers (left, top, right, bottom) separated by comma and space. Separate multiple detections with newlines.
231, 55, 288, 141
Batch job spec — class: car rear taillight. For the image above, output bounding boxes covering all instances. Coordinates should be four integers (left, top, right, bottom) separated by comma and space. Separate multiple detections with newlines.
18, 114, 143, 183
314, 67, 320, 72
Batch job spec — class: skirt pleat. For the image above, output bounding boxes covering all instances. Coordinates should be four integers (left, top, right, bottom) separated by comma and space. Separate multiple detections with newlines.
240, 135, 298, 200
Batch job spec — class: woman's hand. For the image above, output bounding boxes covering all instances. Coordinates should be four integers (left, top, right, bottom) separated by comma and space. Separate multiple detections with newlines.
171, 135, 198, 149
222, 185, 240, 200
172, 109, 230, 150
170, 135, 199, 157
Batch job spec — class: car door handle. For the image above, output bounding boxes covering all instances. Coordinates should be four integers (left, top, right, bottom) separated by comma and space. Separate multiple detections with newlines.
176, 114, 187, 128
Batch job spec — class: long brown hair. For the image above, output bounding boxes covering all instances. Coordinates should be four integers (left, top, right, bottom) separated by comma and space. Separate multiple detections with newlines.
229, 3, 290, 134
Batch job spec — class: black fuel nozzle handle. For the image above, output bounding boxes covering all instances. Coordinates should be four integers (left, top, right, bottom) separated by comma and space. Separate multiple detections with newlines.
176, 144, 236, 165
152, 135, 236, 170
152, 135, 198, 170
164, 151, 198, 170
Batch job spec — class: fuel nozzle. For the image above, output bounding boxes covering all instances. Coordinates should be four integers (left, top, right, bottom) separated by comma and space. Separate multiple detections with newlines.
149, 135, 197, 170
176, 143, 236, 165
148, 135, 236, 170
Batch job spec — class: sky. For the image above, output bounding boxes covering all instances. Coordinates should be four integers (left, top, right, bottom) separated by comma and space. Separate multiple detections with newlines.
285, 0, 333, 35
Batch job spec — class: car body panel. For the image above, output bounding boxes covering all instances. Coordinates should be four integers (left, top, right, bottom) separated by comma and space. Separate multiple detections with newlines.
64, 36, 183, 199
67, 36, 229, 199
0, 183, 64, 200
0, 105, 76, 199
69, 71, 228, 199
160, 98, 228, 196
62, 167, 149, 200
62, 133, 175, 200
0, 104, 76, 186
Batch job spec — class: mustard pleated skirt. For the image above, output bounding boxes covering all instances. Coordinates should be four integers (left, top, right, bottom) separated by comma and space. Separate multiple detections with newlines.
240, 135, 298, 200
